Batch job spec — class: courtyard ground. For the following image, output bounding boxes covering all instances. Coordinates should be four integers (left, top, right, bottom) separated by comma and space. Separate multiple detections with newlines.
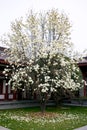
0, 106, 87, 130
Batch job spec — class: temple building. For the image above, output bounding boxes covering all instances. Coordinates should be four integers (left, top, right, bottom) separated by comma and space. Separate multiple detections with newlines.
0, 46, 36, 101
0, 47, 16, 100
0, 46, 87, 101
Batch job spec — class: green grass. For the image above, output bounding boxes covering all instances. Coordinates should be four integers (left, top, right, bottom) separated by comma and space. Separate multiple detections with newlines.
0, 106, 87, 130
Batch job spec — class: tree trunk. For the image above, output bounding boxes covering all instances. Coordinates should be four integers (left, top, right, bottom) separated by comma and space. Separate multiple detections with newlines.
40, 100, 46, 113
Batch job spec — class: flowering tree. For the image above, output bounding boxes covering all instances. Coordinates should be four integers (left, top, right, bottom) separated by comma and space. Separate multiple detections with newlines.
2, 9, 83, 112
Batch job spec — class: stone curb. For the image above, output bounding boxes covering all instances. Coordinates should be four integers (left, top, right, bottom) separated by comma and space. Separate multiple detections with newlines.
74, 125, 87, 130
0, 126, 10, 130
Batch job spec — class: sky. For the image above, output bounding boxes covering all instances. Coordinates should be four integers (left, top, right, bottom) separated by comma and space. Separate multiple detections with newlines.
0, 0, 87, 52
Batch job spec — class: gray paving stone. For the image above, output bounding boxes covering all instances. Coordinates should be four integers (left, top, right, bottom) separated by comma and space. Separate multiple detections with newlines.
0, 126, 10, 130
74, 125, 87, 130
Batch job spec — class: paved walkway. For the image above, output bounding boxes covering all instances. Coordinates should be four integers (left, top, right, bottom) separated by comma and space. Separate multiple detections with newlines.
0, 126, 10, 130
74, 125, 87, 130
1, 125, 87, 130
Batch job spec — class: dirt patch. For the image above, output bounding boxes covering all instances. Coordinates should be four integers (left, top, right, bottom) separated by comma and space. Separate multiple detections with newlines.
25, 112, 59, 119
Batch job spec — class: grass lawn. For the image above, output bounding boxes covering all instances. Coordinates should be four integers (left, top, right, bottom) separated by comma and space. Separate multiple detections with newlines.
0, 106, 87, 130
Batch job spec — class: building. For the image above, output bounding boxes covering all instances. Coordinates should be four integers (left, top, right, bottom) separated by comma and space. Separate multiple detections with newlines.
0, 47, 17, 100
0, 46, 37, 101
0, 46, 87, 101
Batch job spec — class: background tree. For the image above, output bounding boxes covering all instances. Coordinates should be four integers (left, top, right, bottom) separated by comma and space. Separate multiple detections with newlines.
2, 9, 83, 112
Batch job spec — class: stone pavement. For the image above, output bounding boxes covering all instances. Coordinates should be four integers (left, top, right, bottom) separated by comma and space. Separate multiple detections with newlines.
74, 125, 87, 130
0, 126, 10, 130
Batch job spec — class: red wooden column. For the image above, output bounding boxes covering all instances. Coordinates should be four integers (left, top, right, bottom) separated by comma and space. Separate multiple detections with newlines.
83, 73, 87, 96
84, 83, 86, 96
13, 91, 17, 100
0, 80, 5, 100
